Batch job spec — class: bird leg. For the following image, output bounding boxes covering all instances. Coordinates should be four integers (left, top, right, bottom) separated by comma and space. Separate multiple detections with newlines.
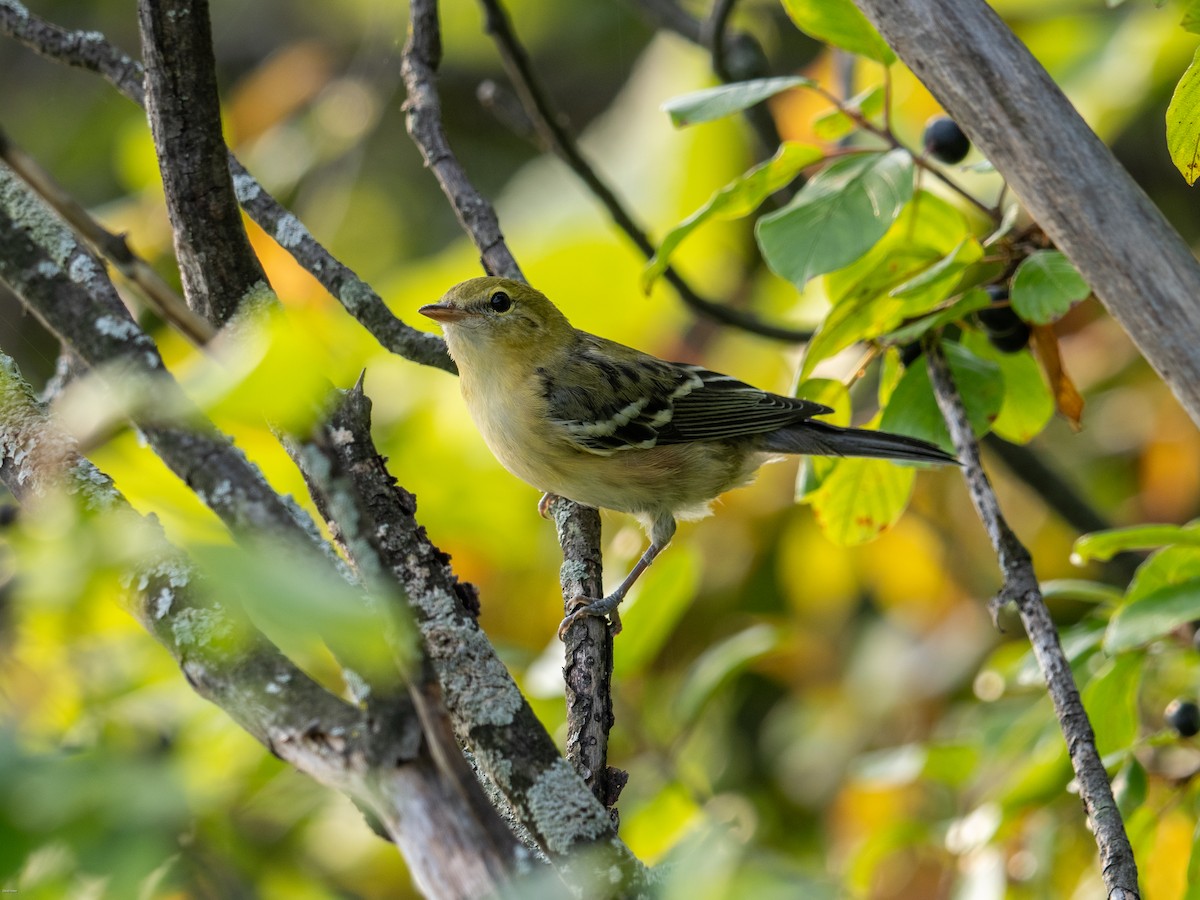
557, 540, 665, 639
537, 492, 558, 519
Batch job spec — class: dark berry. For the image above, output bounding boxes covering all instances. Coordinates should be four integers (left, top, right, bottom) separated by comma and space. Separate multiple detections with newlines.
1165, 698, 1200, 737
898, 343, 923, 367
976, 292, 1031, 354
923, 116, 971, 164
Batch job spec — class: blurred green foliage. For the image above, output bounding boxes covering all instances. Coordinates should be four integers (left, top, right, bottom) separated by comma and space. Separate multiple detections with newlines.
3, 0, 1200, 897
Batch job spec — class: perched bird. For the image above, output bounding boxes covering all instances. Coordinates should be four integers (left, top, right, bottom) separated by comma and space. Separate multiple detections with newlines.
421, 277, 957, 639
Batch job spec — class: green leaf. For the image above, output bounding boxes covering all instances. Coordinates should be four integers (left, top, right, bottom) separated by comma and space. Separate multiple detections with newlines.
614, 544, 700, 676
675, 624, 782, 725
757, 149, 914, 289
781, 0, 896, 64
1009, 250, 1090, 324
889, 237, 982, 305
961, 331, 1054, 444
1168, 45, 1200, 184
878, 341, 1003, 451
794, 378, 852, 500
1081, 654, 1141, 756
1039, 579, 1124, 605
663, 76, 815, 127
1104, 577, 1200, 652
1072, 523, 1200, 563
798, 191, 968, 377
1187, 816, 1200, 900
809, 457, 915, 546
642, 143, 823, 290
884, 288, 991, 347
1113, 758, 1147, 820
1183, 0, 1200, 35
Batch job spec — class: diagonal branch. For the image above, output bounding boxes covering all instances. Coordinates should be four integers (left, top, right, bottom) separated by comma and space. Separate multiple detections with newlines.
477, 0, 812, 343
925, 339, 1139, 900
288, 382, 646, 885
0, 2, 453, 372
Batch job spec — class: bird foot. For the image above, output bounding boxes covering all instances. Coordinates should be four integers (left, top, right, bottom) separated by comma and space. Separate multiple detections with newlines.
537, 492, 557, 519
558, 594, 623, 640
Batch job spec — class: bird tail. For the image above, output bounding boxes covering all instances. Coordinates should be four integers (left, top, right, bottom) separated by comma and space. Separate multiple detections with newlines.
760, 421, 959, 465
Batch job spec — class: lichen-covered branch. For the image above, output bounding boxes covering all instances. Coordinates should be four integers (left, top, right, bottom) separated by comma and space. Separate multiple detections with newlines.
925, 340, 1139, 900
0, 349, 538, 899
289, 384, 647, 890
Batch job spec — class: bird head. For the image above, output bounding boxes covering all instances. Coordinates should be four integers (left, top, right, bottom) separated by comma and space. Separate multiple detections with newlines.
420, 277, 572, 362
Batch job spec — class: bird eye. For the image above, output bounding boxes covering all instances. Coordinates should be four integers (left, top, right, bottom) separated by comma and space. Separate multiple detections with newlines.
489, 291, 512, 313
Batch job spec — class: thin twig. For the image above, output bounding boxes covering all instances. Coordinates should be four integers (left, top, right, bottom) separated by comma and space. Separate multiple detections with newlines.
478, 0, 813, 343
0, 2, 454, 372
0, 124, 215, 344
925, 338, 1139, 899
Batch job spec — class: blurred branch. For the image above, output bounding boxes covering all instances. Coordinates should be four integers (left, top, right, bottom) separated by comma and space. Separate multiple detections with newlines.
925, 339, 1140, 900
478, 0, 812, 343
0, 349, 535, 898
137, 0, 266, 325
0, 163, 329, 545
0, 124, 215, 345
0, 2, 454, 372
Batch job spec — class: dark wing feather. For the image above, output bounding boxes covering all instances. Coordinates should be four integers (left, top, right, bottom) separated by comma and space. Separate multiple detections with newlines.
540, 333, 831, 454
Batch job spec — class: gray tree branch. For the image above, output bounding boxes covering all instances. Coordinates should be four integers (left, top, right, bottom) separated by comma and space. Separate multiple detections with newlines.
855, 0, 1200, 433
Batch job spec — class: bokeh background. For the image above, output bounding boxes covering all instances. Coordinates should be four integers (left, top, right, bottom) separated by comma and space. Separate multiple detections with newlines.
2, 0, 1199, 897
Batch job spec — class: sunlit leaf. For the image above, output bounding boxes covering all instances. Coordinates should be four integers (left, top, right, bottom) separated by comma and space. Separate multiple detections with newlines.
809, 457, 915, 546
812, 85, 885, 139
1184, 0, 1200, 34
1168, 45, 1200, 184
1105, 577, 1200, 652
794, 378, 852, 500
643, 143, 823, 290
675, 624, 782, 725
1010, 251, 1090, 325
781, 0, 896, 64
1072, 523, 1200, 563
879, 340, 1003, 451
1081, 654, 1140, 756
884, 288, 991, 347
663, 76, 815, 127
757, 149, 913, 289
962, 331, 1053, 444
1040, 579, 1124, 605
799, 191, 968, 377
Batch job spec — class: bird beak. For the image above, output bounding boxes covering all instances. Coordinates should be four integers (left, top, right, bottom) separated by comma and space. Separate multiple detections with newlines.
419, 302, 470, 323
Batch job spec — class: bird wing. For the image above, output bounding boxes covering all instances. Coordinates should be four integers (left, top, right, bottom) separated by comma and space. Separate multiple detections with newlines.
540, 333, 832, 454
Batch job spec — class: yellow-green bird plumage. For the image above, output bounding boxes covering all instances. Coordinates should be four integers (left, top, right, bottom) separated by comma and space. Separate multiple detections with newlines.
421, 277, 956, 636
